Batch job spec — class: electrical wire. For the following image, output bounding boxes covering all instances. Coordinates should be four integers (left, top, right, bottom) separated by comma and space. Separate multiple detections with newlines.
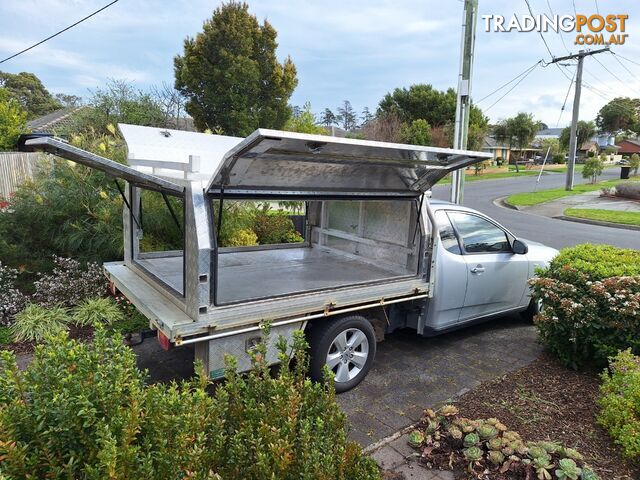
545, 0, 571, 55
613, 52, 640, 68
594, 0, 600, 15
0, 0, 120, 64
609, 51, 636, 77
476, 60, 542, 104
591, 54, 640, 96
523, 0, 555, 60
556, 68, 576, 127
484, 62, 540, 112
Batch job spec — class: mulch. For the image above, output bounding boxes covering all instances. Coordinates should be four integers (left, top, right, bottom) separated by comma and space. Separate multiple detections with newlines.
3, 325, 94, 356
452, 352, 640, 480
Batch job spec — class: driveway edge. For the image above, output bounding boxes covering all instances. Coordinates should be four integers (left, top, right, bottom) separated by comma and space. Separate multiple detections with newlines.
554, 215, 640, 232
493, 196, 521, 211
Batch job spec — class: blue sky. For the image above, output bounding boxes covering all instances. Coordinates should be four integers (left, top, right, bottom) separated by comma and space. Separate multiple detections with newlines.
1, 0, 639, 127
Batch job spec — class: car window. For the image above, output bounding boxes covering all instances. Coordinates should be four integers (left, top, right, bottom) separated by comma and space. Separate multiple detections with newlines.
434, 210, 462, 254
447, 212, 511, 254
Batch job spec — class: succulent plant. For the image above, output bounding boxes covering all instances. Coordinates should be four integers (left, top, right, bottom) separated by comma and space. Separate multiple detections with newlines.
555, 458, 582, 480
515, 442, 529, 456
488, 437, 503, 451
487, 450, 505, 465
463, 446, 483, 462
532, 456, 554, 480
538, 441, 562, 454
448, 426, 463, 440
408, 429, 424, 448
424, 408, 436, 419
527, 444, 551, 461
503, 431, 521, 443
463, 432, 480, 448
455, 417, 478, 433
425, 418, 440, 434
562, 447, 584, 461
502, 445, 515, 456
580, 467, 600, 480
439, 404, 459, 417
477, 423, 499, 440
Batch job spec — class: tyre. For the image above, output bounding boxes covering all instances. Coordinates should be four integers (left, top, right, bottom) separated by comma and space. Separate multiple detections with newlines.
521, 296, 543, 321
308, 315, 376, 393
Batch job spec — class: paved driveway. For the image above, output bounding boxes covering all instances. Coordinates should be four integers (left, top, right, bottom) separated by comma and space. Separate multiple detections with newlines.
134, 314, 541, 447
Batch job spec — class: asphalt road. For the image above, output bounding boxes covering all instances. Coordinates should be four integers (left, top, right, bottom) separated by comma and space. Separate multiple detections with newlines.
431, 169, 639, 250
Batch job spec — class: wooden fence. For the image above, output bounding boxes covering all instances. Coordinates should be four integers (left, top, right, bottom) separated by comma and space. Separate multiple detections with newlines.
0, 152, 45, 199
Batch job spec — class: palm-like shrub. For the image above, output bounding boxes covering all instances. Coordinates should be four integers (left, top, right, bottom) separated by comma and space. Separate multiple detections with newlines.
72, 297, 124, 327
10, 304, 70, 342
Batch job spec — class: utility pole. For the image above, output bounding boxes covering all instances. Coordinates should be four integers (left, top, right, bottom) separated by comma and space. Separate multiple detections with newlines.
450, 0, 478, 204
548, 47, 609, 191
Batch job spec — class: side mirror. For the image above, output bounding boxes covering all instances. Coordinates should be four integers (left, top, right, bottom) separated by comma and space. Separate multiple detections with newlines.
512, 239, 528, 255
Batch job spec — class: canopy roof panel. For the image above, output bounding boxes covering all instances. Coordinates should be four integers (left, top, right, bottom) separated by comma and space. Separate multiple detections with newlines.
206, 129, 492, 198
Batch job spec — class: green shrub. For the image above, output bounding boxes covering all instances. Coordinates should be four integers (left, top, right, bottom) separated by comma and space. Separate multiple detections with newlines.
0, 326, 10, 345
10, 304, 70, 342
598, 349, 640, 459
0, 328, 379, 479
225, 228, 259, 247
72, 297, 124, 327
531, 244, 640, 369
253, 213, 302, 244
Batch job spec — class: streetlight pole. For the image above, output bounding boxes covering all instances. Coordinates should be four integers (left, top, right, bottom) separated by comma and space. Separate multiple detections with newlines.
450, 0, 478, 204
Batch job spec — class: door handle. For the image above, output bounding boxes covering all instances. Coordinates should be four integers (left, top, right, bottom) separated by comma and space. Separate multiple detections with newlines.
470, 265, 485, 274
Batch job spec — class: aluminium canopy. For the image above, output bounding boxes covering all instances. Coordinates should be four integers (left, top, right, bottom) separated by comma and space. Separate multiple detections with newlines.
22, 126, 492, 198
207, 129, 492, 198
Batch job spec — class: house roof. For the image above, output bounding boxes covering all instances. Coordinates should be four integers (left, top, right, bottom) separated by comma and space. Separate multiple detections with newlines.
27, 106, 87, 133
616, 139, 640, 153
535, 128, 563, 137
482, 136, 509, 149
579, 141, 598, 151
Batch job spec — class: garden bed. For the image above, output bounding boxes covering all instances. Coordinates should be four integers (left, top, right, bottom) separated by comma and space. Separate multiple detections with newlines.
451, 353, 639, 479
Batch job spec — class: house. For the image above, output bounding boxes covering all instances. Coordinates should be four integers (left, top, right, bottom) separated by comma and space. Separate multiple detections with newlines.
616, 139, 640, 156
27, 106, 88, 134
578, 141, 599, 158
535, 127, 563, 140
482, 136, 511, 162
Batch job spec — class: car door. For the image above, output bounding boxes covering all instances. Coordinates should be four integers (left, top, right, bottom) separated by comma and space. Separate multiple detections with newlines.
446, 211, 529, 321
426, 210, 468, 330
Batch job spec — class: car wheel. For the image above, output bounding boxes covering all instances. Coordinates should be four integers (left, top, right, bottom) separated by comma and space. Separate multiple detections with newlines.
308, 315, 376, 393
521, 296, 543, 321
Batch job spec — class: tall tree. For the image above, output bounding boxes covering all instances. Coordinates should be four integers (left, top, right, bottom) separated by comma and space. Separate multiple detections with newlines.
283, 102, 325, 134
400, 119, 431, 145
320, 108, 337, 127
336, 100, 357, 131
377, 84, 488, 149
150, 82, 188, 129
174, 2, 297, 136
0, 71, 61, 119
361, 107, 374, 126
0, 88, 28, 150
494, 112, 539, 169
596, 97, 640, 134
559, 120, 596, 152
54, 93, 82, 108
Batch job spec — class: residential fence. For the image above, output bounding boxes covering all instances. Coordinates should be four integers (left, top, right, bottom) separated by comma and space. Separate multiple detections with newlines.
0, 152, 46, 200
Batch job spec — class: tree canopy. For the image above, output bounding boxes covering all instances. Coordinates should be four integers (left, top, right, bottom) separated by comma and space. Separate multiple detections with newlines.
0, 88, 28, 150
559, 120, 596, 152
0, 71, 61, 119
596, 97, 640, 134
283, 102, 325, 134
377, 84, 488, 149
493, 112, 541, 159
174, 1, 297, 136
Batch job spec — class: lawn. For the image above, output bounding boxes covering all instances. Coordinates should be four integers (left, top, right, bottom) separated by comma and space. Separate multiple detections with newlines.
564, 208, 640, 227
506, 178, 639, 207
439, 169, 541, 185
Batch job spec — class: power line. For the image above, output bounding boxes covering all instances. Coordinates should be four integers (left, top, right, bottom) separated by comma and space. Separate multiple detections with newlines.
591, 54, 640, 96
594, 0, 600, 15
545, 0, 571, 54
476, 60, 542, 104
609, 51, 636, 77
0, 0, 120, 64
484, 62, 540, 112
556, 68, 576, 127
523, 0, 555, 59
613, 52, 640, 69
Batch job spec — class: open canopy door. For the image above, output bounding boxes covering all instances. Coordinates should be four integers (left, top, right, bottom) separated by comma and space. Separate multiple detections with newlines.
22, 136, 184, 195
207, 129, 492, 198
